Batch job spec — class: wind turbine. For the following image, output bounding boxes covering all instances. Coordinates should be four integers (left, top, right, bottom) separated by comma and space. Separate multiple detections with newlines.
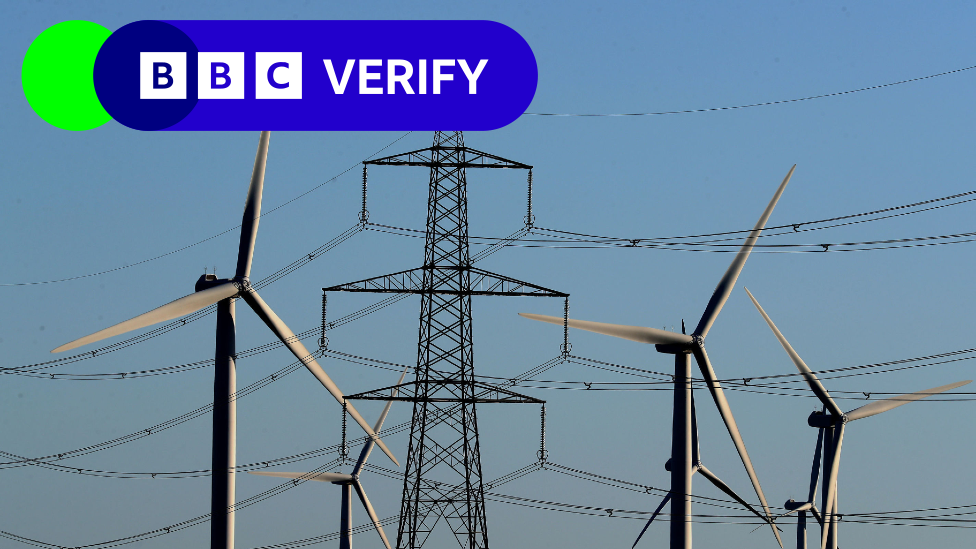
250, 366, 408, 549
745, 287, 971, 549
521, 166, 798, 549
777, 411, 826, 549
51, 131, 397, 549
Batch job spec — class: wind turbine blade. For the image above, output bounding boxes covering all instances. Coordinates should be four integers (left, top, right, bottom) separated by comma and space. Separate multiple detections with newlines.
248, 471, 352, 483
236, 131, 271, 280
845, 380, 971, 421
810, 505, 824, 527
375, 365, 409, 433
697, 464, 772, 528
692, 345, 781, 547
353, 365, 410, 477
820, 424, 844, 549
744, 288, 844, 417
241, 289, 398, 466
808, 426, 825, 503
632, 492, 671, 548
52, 282, 238, 353
353, 480, 392, 549
694, 165, 794, 338
518, 313, 692, 346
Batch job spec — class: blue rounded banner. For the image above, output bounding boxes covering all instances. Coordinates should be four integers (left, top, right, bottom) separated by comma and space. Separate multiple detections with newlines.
91, 20, 537, 131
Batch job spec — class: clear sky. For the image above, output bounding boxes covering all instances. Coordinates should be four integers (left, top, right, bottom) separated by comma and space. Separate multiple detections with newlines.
3, 1, 976, 548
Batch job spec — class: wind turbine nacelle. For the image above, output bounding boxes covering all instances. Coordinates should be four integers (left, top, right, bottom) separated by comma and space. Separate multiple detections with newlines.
784, 499, 812, 511
807, 410, 842, 428
196, 273, 231, 292
655, 343, 693, 355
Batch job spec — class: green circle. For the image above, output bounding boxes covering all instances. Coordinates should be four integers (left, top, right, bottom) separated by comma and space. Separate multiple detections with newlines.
22, 20, 113, 131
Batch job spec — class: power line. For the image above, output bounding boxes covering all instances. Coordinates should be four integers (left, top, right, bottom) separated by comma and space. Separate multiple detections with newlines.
2, 222, 525, 376
0, 132, 414, 287
0, 229, 548, 470
372, 223, 976, 253
0, 352, 565, 470
524, 64, 976, 116
0, 460, 539, 549
366, 186, 976, 253
1, 223, 363, 373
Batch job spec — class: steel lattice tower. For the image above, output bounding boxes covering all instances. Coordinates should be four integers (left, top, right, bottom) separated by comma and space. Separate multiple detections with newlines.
325, 131, 566, 548
405, 130, 486, 547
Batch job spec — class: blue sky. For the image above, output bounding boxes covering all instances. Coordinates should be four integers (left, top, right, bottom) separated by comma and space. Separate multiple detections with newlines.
3, 1, 976, 548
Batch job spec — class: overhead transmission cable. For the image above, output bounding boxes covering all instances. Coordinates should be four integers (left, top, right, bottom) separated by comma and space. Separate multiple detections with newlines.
523, 63, 976, 116
0, 459, 541, 549
366, 186, 976, 253
2, 218, 525, 376
0, 132, 414, 287
0, 351, 565, 470
4, 183, 969, 373
0, 226, 547, 470
0, 222, 363, 373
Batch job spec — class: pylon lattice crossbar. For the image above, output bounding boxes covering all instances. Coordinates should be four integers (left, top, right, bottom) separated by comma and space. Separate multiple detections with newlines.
365, 145, 533, 170
346, 381, 546, 404
324, 266, 567, 298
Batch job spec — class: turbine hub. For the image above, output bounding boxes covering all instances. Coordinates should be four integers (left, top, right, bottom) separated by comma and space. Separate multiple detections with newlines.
233, 276, 252, 293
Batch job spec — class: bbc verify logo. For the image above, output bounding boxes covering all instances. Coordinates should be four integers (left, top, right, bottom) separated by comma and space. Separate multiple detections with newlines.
26, 19, 536, 131
140, 53, 488, 100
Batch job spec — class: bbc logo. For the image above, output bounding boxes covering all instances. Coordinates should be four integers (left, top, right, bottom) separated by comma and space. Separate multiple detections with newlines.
139, 52, 303, 100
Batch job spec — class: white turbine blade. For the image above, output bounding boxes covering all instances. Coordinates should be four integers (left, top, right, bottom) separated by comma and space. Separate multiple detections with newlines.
694, 166, 794, 338
353, 480, 392, 549
697, 464, 776, 532
518, 313, 692, 346
776, 508, 800, 519
52, 282, 238, 353
248, 471, 352, 483
692, 346, 780, 547
820, 424, 844, 549
632, 492, 671, 548
745, 288, 844, 417
241, 289, 398, 466
699, 467, 785, 547
375, 365, 409, 433
808, 427, 825, 504
353, 365, 410, 477
810, 505, 824, 527
236, 131, 270, 280
845, 380, 971, 421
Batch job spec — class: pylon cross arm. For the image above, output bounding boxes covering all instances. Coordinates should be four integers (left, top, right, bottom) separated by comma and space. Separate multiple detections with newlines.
364, 146, 532, 170
324, 266, 567, 298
